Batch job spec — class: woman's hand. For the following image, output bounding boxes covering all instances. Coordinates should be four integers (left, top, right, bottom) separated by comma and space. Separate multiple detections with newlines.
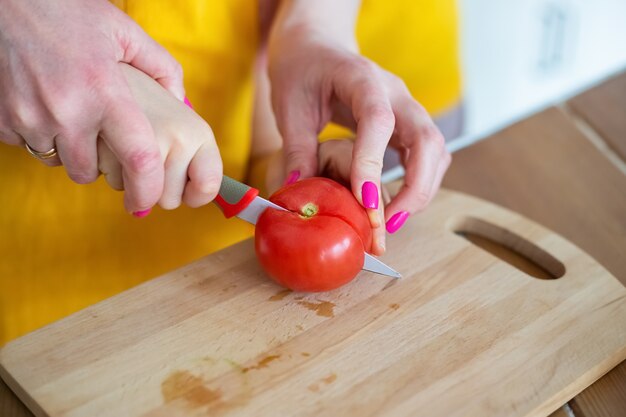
0, 0, 185, 214
98, 65, 222, 213
268, 20, 450, 253
263, 139, 391, 256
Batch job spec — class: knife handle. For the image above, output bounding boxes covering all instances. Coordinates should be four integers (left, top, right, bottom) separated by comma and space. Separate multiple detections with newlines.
215, 175, 259, 218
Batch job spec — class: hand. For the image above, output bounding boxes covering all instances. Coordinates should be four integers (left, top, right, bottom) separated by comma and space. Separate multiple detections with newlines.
268, 26, 451, 253
0, 0, 185, 213
98, 64, 222, 212
264, 139, 390, 255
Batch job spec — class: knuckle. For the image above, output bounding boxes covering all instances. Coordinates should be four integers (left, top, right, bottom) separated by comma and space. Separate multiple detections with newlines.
170, 60, 184, 81
412, 191, 431, 209
7, 102, 35, 129
124, 148, 161, 174
390, 74, 408, 91
183, 174, 221, 208
66, 168, 99, 184
64, 144, 98, 183
284, 141, 313, 162
191, 119, 215, 144
418, 124, 445, 147
403, 98, 427, 117
365, 104, 395, 128
81, 64, 112, 93
197, 173, 221, 198
351, 58, 378, 77
354, 154, 384, 173
159, 195, 182, 211
430, 128, 446, 147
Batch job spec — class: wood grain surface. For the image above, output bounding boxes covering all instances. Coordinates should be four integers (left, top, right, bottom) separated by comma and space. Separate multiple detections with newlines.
566, 72, 626, 417
443, 72, 626, 417
2, 189, 625, 417
443, 107, 626, 285
571, 363, 626, 417
567, 72, 626, 163
2, 70, 624, 417
1, 378, 32, 417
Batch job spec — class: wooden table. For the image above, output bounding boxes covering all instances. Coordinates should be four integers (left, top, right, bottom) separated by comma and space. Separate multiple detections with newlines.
1, 72, 625, 416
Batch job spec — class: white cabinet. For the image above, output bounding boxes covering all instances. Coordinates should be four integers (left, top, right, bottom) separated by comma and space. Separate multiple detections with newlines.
459, 0, 626, 136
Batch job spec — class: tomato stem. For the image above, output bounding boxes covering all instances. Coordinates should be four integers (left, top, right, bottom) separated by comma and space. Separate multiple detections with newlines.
300, 203, 318, 218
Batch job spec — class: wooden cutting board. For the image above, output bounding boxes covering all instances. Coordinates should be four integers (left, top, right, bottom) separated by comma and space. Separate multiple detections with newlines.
1, 189, 625, 417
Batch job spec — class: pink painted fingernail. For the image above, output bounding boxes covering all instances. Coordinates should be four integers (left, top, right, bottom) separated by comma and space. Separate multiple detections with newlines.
184, 96, 193, 109
284, 170, 300, 186
362, 181, 379, 209
133, 208, 152, 218
386, 211, 409, 234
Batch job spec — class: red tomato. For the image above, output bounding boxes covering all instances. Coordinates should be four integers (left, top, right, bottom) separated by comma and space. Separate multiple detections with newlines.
255, 177, 372, 292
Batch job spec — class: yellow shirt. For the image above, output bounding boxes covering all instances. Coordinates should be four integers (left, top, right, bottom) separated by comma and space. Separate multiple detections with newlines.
0, 0, 461, 344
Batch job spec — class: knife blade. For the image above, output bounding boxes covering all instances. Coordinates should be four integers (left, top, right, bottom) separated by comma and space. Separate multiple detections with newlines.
215, 176, 401, 279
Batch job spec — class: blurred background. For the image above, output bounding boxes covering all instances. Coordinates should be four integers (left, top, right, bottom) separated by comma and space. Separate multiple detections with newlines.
457, 0, 626, 143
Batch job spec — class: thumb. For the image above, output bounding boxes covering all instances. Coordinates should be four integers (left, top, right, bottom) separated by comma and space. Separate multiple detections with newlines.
118, 19, 186, 101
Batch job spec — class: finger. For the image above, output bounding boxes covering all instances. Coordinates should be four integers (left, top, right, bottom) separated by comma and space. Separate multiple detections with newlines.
18, 131, 62, 167
55, 132, 100, 184
159, 150, 189, 210
317, 139, 352, 186
120, 19, 185, 101
370, 190, 386, 255
271, 89, 319, 180
97, 137, 123, 191
342, 78, 395, 230
100, 90, 163, 214
384, 99, 447, 228
430, 149, 452, 198
0, 127, 25, 147
183, 141, 223, 208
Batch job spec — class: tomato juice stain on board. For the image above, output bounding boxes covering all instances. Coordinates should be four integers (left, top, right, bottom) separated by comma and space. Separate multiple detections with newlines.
241, 354, 281, 373
297, 300, 335, 317
308, 373, 337, 392
268, 289, 292, 301
161, 370, 222, 409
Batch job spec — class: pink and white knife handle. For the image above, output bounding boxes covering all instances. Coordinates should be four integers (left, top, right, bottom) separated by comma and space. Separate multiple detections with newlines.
215, 176, 260, 218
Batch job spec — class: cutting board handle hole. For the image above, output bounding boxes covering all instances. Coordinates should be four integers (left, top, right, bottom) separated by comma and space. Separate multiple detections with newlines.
450, 217, 566, 280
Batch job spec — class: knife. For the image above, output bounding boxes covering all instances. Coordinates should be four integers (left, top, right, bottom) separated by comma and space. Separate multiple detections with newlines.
214, 176, 401, 279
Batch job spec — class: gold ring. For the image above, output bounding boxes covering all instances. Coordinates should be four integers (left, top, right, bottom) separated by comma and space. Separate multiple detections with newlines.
25, 143, 58, 160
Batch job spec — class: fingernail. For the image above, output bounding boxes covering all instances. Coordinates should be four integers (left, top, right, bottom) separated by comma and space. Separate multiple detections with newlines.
133, 208, 152, 218
361, 181, 379, 209
284, 170, 300, 186
386, 211, 409, 234
184, 96, 193, 109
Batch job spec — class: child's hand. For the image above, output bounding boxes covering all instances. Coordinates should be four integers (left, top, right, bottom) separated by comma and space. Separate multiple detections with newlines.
98, 64, 222, 215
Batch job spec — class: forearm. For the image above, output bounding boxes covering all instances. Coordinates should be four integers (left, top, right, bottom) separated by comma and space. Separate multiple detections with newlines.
269, 0, 361, 51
